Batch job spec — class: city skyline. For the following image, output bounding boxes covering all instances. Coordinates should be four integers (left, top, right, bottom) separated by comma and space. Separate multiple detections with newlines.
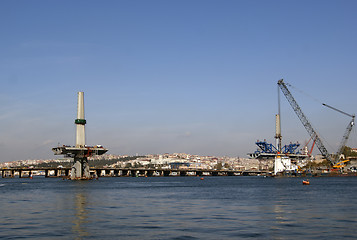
1, 0, 357, 162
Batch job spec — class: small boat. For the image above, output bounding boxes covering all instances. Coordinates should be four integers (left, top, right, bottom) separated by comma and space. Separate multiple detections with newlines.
302, 180, 310, 185
200, 177, 204, 180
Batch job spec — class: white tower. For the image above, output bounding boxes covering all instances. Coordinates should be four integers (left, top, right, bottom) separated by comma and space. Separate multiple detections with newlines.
52, 92, 108, 180
75, 92, 86, 148
275, 114, 282, 152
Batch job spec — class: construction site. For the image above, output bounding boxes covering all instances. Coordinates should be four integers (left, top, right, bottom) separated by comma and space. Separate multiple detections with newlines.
248, 79, 357, 177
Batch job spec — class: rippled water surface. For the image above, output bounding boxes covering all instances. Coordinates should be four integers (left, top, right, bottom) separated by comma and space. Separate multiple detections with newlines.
1, 176, 357, 239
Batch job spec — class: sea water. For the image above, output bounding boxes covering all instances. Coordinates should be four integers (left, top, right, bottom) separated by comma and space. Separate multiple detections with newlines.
0, 176, 356, 239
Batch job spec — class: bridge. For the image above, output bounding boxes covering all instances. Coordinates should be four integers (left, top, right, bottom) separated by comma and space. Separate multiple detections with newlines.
0, 167, 270, 178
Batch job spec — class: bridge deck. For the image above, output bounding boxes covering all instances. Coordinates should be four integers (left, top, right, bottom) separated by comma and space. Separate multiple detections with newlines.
0, 167, 269, 178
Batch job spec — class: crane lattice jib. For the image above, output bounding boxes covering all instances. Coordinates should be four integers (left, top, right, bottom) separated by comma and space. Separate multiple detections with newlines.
335, 116, 355, 161
277, 79, 333, 164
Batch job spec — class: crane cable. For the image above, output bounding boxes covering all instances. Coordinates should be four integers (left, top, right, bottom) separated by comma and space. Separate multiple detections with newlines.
284, 81, 350, 154
286, 82, 323, 105
286, 82, 354, 117
283, 81, 327, 150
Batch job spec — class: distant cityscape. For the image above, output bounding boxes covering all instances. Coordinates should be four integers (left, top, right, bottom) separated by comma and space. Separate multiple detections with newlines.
3, 147, 357, 173
0, 153, 271, 172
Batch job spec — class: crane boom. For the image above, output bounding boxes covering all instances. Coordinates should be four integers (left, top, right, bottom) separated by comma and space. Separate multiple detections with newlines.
277, 79, 334, 164
335, 115, 355, 161
322, 103, 355, 162
322, 103, 354, 118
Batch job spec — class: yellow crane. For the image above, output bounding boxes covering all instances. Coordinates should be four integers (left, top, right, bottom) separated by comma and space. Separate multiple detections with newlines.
333, 159, 350, 169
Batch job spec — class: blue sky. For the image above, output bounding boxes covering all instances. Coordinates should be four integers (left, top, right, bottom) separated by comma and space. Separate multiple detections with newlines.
1, 0, 357, 162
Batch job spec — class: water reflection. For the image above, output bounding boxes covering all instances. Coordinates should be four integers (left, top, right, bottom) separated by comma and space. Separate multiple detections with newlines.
72, 192, 90, 239
273, 203, 288, 226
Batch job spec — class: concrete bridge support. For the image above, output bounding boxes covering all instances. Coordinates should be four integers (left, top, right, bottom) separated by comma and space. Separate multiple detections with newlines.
196, 171, 202, 176
130, 170, 137, 177
103, 169, 110, 176
146, 170, 154, 177
71, 157, 90, 180
95, 169, 101, 177
19, 170, 32, 178
1, 170, 14, 178
121, 170, 128, 176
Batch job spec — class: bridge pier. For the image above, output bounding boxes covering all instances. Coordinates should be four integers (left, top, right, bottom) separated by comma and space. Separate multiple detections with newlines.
19, 170, 32, 178
44, 169, 58, 177
104, 169, 111, 176
130, 170, 137, 177
196, 171, 202, 176
138, 170, 145, 176
1, 170, 14, 178
146, 170, 153, 177
121, 169, 128, 176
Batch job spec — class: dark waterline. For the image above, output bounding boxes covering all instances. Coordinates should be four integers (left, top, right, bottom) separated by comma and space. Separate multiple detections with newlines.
0, 176, 356, 239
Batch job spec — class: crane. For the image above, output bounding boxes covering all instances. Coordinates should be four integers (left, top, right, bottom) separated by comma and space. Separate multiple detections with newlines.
333, 159, 350, 169
277, 79, 354, 166
304, 136, 316, 157
322, 103, 355, 162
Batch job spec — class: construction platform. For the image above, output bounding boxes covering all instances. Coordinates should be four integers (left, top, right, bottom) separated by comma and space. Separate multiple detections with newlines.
52, 145, 108, 158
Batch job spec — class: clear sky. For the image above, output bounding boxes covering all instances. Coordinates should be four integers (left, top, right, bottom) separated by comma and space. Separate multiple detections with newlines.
1, 0, 357, 162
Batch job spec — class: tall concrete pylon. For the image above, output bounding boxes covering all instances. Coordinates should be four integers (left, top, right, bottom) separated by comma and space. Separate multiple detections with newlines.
52, 92, 108, 180
75, 92, 86, 148
72, 92, 89, 179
